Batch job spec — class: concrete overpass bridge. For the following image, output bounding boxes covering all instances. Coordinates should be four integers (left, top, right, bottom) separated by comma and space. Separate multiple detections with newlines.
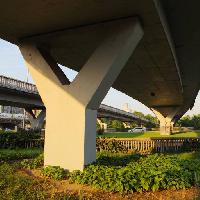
0, 0, 200, 170
0, 75, 150, 129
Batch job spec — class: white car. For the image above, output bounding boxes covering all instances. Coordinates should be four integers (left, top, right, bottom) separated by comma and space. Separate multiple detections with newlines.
128, 127, 146, 133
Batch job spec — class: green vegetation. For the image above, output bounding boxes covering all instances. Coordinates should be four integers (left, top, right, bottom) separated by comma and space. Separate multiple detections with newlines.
41, 166, 68, 180
178, 114, 200, 129
0, 148, 42, 161
0, 129, 43, 149
176, 151, 200, 160
20, 153, 43, 169
99, 131, 200, 138
1, 147, 200, 197
70, 152, 200, 193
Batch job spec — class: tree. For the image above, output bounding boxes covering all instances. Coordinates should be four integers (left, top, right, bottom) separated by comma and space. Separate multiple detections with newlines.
110, 120, 124, 129
177, 115, 192, 127
191, 115, 200, 129
133, 111, 145, 119
177, 114, 200, 130
145, 114, 158, 128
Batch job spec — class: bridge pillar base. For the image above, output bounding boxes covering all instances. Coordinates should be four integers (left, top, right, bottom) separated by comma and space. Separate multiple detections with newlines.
20, 18, 143, 171
152, 108, 177, 135
159, 120, 174, 135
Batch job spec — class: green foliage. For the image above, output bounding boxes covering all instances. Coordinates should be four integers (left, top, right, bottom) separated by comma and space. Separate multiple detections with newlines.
41, 166, 68, 180
192, 115, 200, 129
96, 138, 128, 153
70, 153, 200, 193
20, 154, 44, 169
96, 151, 141, 166
0, 148, 42, 161
178, 114, 200, 129
0, 130, 43, 149
145, 114, 158, 128
110, 120, 124, 129
133, 111, 145, 118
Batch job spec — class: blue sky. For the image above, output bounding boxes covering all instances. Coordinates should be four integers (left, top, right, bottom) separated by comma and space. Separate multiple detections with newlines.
0, 39, 199, 116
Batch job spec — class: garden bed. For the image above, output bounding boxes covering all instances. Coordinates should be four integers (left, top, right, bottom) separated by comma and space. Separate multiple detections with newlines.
1, 148, 200, 199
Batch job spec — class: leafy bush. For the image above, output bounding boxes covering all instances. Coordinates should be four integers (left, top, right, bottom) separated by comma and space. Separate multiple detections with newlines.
0, 148, 42, 162
70, 154, 200, 193
41, 166, 67, 180
96, 138, 128, 153
96, 151, 141, 166
20, 154, 44, 169
0, 130, 43, 149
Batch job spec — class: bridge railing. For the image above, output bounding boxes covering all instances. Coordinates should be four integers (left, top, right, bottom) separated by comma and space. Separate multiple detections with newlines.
0, 75, 38, 94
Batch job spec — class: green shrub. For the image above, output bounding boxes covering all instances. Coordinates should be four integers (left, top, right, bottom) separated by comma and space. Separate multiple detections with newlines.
96, 151, 141, 166
70, 154, 200, 193
0, 148, 42, 162
20, 153, 44, 169
41, 166, 67, 180
0, 130, 43, 149
96, 138, 128, 153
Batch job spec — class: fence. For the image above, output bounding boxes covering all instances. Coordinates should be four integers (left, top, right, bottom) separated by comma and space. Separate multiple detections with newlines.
1, 137, 200, 153
115, 138, 200, 153
23, 139, 44, 148
0, 139, 44, 149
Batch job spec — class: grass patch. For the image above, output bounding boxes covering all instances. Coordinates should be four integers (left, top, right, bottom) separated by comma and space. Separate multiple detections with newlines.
176, 151, 200, 160
0, 148, 42, 161
99, 131, 200, 138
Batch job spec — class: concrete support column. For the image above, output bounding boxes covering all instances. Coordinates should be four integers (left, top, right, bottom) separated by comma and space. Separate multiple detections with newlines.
152, 108, 178, 135
159, 117, 173, 135
20, 18, 143, 171
26, 109, 46, 130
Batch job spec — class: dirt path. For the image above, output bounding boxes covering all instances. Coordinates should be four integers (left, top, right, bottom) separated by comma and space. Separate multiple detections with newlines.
19, 169, 200, 200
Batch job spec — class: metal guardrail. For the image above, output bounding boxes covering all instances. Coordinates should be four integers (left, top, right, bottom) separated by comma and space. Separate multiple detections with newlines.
0, 75, 38, 94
